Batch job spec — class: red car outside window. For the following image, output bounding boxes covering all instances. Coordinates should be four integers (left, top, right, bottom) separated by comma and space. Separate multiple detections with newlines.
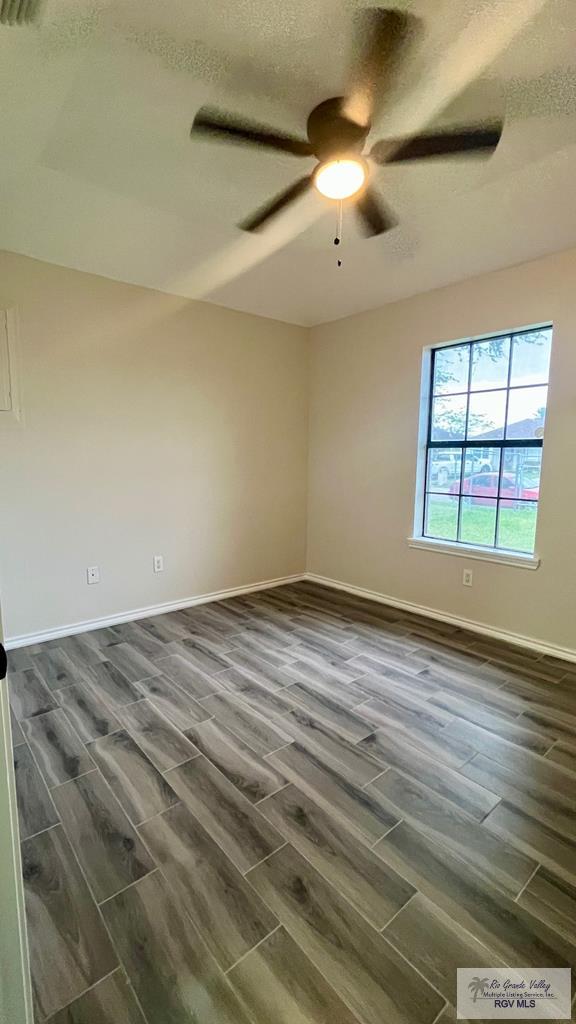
450, 473, 539, 505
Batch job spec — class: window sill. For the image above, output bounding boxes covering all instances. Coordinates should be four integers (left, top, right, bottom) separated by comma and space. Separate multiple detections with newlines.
407, 536, 540, 570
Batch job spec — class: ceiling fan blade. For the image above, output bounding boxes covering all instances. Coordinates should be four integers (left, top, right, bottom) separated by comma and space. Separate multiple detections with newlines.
192, 108, 313, 156
343, 8, 419, 128
355, 187, 398, 237
371, 123, 503, 164
240, 175, 313, 232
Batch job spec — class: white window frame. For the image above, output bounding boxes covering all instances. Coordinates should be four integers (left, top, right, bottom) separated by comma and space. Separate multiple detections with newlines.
408, 323, 552, 570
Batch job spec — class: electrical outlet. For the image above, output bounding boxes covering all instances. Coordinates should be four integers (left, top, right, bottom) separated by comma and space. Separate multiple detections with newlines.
462, 568, 473, 587
153, 554, 164, 573
87, 566, 100, 585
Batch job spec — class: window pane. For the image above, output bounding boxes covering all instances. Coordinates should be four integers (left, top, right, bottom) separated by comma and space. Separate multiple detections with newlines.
510, 329, 552, 387
427, 448, 462, 492
425, 493, 459, 541
459, 497, 497, 547
433, 344, 469, 395
462, 449, 501, 497
470, 336, 510, 391
506, 385, 547, 439
467, 389, 506, 440
431, 394, 467, 441
497, 500, 538, 553
501, 448, 541, 500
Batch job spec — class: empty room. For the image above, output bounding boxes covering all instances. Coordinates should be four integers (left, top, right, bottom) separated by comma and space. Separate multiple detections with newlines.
1, 1, 575, 1022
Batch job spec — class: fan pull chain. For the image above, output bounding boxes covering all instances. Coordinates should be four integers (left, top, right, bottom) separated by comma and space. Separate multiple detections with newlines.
334, 200, 343, 267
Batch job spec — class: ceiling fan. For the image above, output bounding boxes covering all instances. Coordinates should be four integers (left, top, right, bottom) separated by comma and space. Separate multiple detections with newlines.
0, 0, 40, 24
190, 8, 503, 237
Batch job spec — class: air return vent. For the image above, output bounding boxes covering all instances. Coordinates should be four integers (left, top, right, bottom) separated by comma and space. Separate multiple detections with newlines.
0, 0, 41, 24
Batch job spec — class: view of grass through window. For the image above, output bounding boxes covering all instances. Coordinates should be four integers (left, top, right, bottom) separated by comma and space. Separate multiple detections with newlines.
423, 327, 552, 553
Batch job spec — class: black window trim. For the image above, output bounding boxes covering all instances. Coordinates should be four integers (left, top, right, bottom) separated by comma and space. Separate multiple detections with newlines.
423, 327, 550, 552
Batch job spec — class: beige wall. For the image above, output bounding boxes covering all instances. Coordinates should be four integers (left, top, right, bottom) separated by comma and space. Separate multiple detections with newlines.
3, 246, 576, 653
308, 248, 576, 654
0, 252, 308, 641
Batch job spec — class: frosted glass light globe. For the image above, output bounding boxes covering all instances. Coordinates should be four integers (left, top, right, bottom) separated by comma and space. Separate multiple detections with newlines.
315, 159, 366, 200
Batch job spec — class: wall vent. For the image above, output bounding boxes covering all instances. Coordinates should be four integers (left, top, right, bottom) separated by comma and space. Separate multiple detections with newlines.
0, 0, 41, 24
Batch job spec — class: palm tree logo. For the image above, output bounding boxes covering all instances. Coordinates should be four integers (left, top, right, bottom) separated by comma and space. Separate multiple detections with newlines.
468, 977, 490, 1003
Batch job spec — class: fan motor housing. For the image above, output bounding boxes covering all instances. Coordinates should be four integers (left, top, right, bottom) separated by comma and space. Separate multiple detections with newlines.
307, 97, 368, 161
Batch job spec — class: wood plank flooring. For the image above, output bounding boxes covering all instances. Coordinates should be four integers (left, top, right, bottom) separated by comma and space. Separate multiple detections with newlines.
8, 581, 576, 1023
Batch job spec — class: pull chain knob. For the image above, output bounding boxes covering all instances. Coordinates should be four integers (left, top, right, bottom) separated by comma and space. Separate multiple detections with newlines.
334, 200, 343, 266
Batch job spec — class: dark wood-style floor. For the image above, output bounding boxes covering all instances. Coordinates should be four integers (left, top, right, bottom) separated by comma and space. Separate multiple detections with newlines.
8, 581, 576, 1024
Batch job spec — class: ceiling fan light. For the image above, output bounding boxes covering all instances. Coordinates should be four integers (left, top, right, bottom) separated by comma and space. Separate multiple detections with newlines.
314, 158, 366, 200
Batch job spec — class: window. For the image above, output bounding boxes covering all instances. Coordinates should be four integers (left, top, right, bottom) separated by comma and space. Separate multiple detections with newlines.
419, 326, 552, 556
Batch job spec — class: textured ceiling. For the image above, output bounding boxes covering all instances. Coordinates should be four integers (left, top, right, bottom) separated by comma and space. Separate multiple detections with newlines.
1, 0, 576, 325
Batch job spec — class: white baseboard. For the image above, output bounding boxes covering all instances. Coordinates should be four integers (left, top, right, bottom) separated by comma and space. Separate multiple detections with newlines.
8, 568, 576, 667
305, 572, 576, 665
5, 573, 306, 650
